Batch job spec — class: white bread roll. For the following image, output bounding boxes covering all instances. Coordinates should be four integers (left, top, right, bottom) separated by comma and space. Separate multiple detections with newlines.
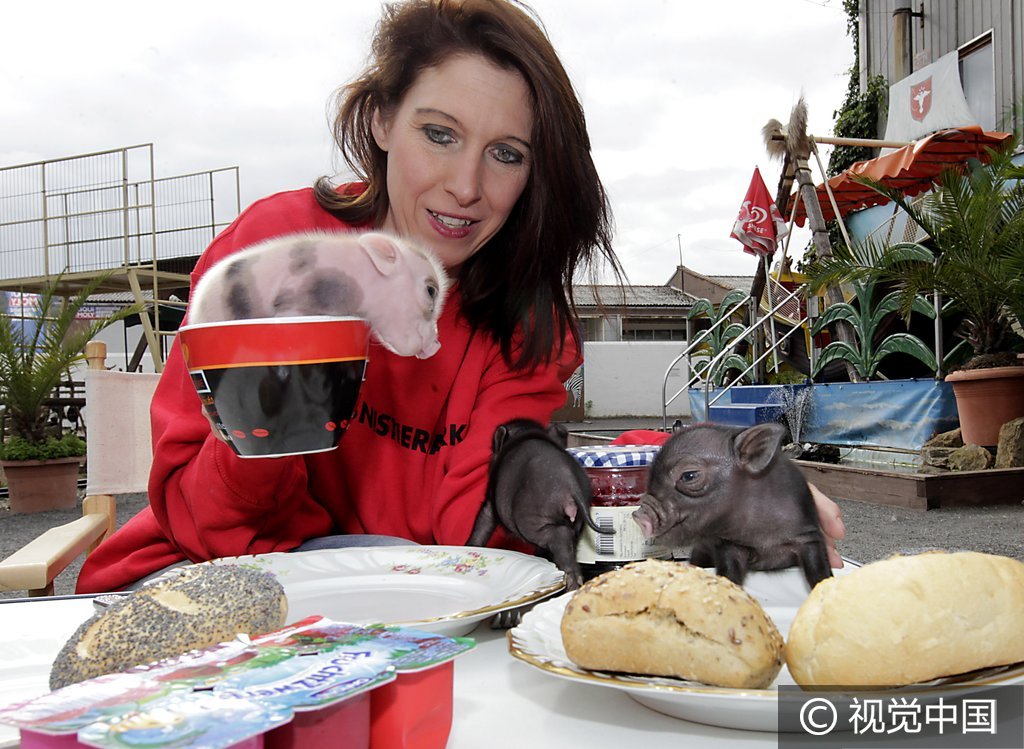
51, 564, 287, 689
560, 559, 784, 689
786, 551, 1024, 687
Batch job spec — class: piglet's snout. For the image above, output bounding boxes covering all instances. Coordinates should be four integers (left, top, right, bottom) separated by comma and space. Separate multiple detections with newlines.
416, 328, 442, 359
632, 497, 660, 539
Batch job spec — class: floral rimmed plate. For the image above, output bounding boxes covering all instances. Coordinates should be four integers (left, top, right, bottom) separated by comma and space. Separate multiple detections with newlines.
204, 545, 565, 637
507, 563, 1024, 732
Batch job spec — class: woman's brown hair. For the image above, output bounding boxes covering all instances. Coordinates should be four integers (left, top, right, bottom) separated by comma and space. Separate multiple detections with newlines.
314, 0, 622, 370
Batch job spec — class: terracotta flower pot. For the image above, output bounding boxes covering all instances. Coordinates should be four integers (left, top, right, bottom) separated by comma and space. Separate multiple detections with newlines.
1, 456, 83, 513
944, 366, 1024, 447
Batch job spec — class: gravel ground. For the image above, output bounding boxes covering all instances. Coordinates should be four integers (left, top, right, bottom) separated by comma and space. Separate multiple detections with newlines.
2, 490, 1022, 599
0, 492, 149, 600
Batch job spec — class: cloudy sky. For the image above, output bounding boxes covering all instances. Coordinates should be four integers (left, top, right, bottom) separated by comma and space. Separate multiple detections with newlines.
2, 0, 853, 285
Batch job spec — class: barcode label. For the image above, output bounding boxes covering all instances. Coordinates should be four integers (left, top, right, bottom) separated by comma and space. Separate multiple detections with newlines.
576, 506, 671, 564
596, 533, 616, 554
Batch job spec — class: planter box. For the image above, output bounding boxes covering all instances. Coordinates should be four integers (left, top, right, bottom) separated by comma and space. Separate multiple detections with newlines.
796, 460, 1024, 510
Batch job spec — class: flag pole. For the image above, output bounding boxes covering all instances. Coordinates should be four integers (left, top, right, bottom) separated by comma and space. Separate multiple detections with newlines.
778, 186, 801, 283
762, 254, 780, 374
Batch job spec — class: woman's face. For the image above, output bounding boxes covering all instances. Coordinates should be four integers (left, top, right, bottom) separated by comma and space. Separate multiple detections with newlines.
372, 53, 534, 273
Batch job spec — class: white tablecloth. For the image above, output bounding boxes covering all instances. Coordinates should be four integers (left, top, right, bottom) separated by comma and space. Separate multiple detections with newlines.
0, 597, 774, 748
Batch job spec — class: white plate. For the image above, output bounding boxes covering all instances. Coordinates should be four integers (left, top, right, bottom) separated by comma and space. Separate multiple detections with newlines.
507, 562, 1024, 732
204, 545, 564, 637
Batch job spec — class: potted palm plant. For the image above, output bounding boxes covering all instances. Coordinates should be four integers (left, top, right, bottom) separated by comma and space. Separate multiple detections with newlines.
806, 139, 1024, 446
0, 274, 140, 512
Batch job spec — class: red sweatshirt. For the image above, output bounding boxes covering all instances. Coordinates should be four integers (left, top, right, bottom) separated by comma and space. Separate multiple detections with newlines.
77, 187, 579, 593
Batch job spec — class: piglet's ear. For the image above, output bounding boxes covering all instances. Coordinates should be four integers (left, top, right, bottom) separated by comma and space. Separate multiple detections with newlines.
358, 232, 400, 276
733, 423, 786, 475
547, 423, 569, 447
492, 424, 511, 453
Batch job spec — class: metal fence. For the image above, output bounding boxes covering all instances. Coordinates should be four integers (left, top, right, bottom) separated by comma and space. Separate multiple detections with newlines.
0, 144, 240, 370
0, 144, 238, 279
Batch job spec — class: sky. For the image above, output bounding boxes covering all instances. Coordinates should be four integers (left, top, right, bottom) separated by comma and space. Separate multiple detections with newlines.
2, 0, 854, 286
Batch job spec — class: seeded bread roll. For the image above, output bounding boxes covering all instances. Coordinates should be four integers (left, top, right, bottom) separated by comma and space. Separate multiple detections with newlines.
786, 551, 1024, 687
51, 564, 287, 689
560, 559, 784, 689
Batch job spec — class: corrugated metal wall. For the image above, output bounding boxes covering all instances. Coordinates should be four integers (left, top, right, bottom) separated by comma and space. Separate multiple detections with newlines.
862, 0, 1019, 133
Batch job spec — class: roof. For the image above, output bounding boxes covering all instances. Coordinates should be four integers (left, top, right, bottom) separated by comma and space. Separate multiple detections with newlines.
668, 265, 755, 294
705, 275, 754, 294
573, 284, 696, 309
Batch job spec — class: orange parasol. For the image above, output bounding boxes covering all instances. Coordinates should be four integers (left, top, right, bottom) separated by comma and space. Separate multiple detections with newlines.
793, 126, 1013, 226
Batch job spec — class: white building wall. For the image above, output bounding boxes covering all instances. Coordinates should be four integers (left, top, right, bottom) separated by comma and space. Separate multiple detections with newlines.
92, 322, 161, 373
582, 341, 691, 419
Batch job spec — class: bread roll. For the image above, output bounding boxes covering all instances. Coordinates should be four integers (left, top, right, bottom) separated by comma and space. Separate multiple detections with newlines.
51, 564, 287, 689
786, 551, 1024, 687
560, 559, 784, 689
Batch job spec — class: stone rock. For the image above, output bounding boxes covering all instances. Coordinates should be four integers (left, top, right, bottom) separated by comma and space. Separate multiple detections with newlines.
995, 417, 1024, 468
924, 429, 963, 449
949, 444, 995, 472
781, 443, 805, 460
920, 446, 956, 469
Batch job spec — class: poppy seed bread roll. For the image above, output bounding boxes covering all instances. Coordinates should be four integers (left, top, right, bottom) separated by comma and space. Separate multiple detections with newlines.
559, 559, 784, 689
785, 551, 1024, 687
51, 564, 287, 689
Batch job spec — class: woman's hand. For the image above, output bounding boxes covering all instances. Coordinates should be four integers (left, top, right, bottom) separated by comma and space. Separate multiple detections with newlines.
200, 407, 231, 445
809, 482, 846, 568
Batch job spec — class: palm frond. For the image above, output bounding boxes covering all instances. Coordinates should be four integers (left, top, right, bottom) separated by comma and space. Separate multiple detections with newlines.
0, 273, 143, 443
813, 341, 865, 379
873, 333, 938, 374
811, 302, 859, 334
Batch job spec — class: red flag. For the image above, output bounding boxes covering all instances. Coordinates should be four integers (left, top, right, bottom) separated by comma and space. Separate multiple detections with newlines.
730, 167, 788, 256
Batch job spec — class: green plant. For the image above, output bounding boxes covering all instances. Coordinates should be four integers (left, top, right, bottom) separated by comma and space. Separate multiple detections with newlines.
805, 139, 1024, 370
0, 273, 141, 459
809, 276, 937, 380
828, 74, 888, 179
810, 0, 889, 260
0, 433, 86, 460
766, 365, 808, 386
687, 290, 751, 386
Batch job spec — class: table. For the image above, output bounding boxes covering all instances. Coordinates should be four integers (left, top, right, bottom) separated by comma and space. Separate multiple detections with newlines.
0, 596, 774, 749
452, 622, 773, 748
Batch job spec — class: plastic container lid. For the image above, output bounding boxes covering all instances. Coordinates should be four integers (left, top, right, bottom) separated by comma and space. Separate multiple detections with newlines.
567, 445, 660, 468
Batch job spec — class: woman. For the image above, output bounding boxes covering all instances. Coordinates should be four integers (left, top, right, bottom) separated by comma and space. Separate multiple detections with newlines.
77, 0, 844, 593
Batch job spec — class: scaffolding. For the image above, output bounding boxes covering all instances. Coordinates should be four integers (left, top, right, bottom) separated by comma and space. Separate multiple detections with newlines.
0, 144, 240, 371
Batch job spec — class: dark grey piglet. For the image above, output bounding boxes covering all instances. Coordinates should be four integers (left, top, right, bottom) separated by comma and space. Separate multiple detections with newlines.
633, 422, 831, 589
466, 419, 604, 590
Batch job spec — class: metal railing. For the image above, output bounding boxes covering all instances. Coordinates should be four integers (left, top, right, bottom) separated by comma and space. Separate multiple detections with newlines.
660, 294, 750, 429
661, 285, 811, 428
700, 285, 810, 421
